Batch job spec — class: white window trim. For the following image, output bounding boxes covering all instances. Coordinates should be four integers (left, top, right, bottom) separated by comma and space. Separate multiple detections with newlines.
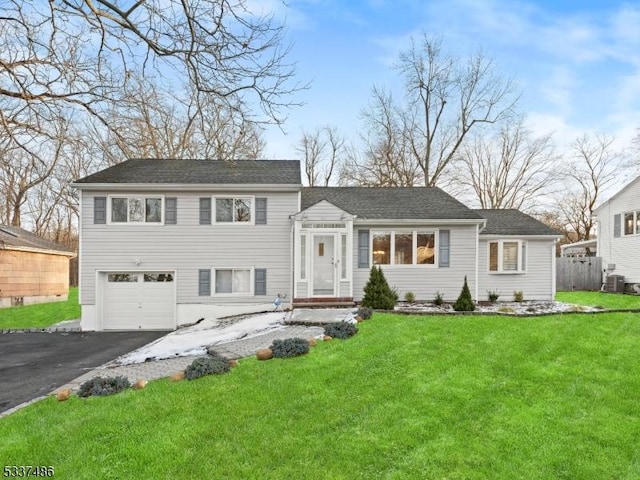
622, 211, 640, 236
107, 195, 165, 225
213, 196, 255, 225
488, 240, 527, 274
212, 267, 254, 296
370, 230, 438, 267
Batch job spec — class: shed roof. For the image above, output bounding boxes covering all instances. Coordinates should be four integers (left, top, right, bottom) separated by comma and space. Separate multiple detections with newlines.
301, 187, 483, 220
0, 226, 76, 255
74, 159, 302, 185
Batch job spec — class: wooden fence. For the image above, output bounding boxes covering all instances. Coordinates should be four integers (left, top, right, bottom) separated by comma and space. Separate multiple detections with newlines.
556, 256, 602, 291
69, 257, 78, 287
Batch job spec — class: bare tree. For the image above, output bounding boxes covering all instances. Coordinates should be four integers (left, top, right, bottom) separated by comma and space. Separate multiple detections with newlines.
360, 35, 518, 187
455, 119, 559, 211
296, 126, 346, 186
556, 134, 623, 242
340, 87, 422, 187
0, 0, 302, 145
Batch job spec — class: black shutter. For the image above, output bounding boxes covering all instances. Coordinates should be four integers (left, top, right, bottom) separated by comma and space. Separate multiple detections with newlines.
439, 230, 450, 267
255, 198, 267, 225
94, 197, 106, 224
165, 198, 177, 225
199, 198, 211, 225
255, 269, 267, 295
198, 269, 211, 296
358, 230, 369, 268
613, 214, 621, 238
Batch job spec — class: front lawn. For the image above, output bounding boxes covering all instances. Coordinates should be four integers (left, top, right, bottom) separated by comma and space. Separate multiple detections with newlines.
2, 312, 640, 479
556, 290, 640, 310
0, 287, 79, 329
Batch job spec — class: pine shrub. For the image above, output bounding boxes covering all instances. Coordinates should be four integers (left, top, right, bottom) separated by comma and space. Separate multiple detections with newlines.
269, 338, 310, 358
453, 276, 475, 312
185, 353, 231, 380
361, 266, 396, 310
356, 306, 373, 320
324, 321, 358, 339
78, 376, 131, 397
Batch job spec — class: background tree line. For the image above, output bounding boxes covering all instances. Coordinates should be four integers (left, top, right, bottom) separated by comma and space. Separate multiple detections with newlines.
0, 3, 638, 251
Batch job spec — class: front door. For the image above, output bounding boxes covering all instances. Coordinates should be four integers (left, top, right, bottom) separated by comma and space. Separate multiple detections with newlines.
312, 234, 336, 296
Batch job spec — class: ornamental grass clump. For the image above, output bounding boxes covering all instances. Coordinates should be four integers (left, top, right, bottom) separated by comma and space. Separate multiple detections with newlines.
269, 338, 310, 358
324, 321, 358, 340
77, 376, 131, 397
453, 276, 475, 312
185, 353, 231, 380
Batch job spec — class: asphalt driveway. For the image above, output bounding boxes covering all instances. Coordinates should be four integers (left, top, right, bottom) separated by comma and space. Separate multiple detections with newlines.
0, 331, 167, 413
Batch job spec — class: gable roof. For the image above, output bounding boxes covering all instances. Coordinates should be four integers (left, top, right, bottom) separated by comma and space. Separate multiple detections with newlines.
301, 187, 483, 220
0, 226, 75, 255
476, 209, 560, 236
594, 174, 640, 213
74, 159, 302, 185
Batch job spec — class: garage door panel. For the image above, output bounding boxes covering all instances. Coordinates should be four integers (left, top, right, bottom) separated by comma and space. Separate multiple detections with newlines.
103, 271, 175, 330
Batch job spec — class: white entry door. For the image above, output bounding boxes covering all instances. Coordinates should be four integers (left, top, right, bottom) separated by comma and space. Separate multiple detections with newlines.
312, 235, 336, 296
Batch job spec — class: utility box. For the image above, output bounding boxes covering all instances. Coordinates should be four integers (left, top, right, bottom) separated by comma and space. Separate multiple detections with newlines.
606, 274, 625, 293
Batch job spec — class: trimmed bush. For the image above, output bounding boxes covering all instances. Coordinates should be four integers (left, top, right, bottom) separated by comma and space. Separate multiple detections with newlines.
185, 353, 231, 380
356, 306, 373, 320
78, 376, 131, 397
361, 266, 396, 310
433, 291, 444, 306
404, 291, 416, 303
269, 338, 310, 358
487, 290, 500, 303
514, 290, 524, 302
324, 321, 358, 340
453, 276, 475, 312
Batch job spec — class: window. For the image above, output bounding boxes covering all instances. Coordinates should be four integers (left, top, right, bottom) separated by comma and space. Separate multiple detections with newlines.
341, 234, 348, 279
215, 197, 252, 223
144, 273, 173, 282
623, 211, 640, 236
108, 273, 138, 282
372, 233, 391, 265
215, 269, 251, 294
372, 231, 437, 266
110, 197, 163, 224
300, 235, 306, 280
489, 240, 527, 273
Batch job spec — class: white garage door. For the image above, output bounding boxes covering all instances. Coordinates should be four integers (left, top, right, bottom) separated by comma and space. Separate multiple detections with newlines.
103, 272, 175, 330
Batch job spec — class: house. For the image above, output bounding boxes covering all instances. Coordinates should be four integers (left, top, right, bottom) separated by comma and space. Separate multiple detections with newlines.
595, 174, 640, 290
0, 226, 76, 308
72, 159, 560, 331
560, 238, 598, 257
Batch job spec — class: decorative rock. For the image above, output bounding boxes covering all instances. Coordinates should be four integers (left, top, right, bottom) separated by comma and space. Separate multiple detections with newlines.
132, 379, 148, 390
355, 316, 363, 322
170, 371, 186, 382
323, 335, 332, 341
256, 348, 273, 361
308, 338, 317, 347
229, 359, 239, 368
56, 388, 72, 402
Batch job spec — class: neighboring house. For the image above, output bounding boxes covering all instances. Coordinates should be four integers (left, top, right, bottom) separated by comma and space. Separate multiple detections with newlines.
72, 159, 560, 331
595, 174, 640, 287
0, 226, 76, 308
560, 239, 597, 257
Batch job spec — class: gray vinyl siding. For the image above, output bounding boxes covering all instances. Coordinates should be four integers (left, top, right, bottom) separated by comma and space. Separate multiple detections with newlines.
477, 238, 555, 300
80, 190, 296, 305
596, 177, 640, 283
352, 224, 478, 302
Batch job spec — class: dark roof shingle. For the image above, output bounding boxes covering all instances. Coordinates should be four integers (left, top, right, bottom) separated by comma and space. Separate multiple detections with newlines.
301, 187, 483, 220
0, 226, 75, 254
74, 159, 301, 185
477, 209, 560, 236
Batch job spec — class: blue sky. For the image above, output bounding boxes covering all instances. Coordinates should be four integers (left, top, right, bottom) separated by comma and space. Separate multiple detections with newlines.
256, 0, 640, 160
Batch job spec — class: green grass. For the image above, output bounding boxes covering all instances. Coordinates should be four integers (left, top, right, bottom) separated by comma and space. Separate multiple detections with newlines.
2, 312, 640, 479
0, 287, 79, 329
556, 291, 640, 310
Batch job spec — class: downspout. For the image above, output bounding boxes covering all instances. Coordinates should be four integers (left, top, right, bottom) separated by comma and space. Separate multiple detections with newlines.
289, 218, 295, 311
